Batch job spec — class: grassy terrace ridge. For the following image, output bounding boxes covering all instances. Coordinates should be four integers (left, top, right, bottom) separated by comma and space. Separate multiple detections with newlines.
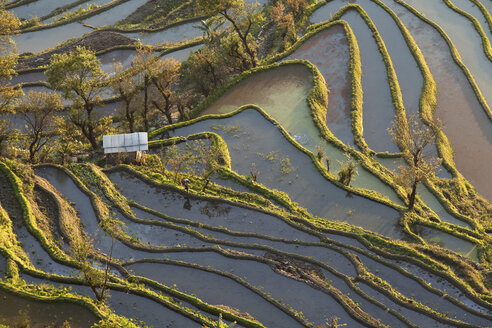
147, 106, 492, 298
119, 160, 492, 308
1, 160, 272, 328
395, 0, 492, 122
442, 0, 492, 64
86, 162, 492, 321
16, 0, 200, 32
310, 2, 487, 230
469, 0, 492, 35
1, 155, 491, 327
150, 14, 485, 238
2, 0, 492, 326
19, 0, 132, 32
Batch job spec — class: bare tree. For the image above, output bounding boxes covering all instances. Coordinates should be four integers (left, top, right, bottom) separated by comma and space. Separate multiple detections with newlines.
110, 62, 139, 132
17, 90, 63, 162
389, 113, 442, 210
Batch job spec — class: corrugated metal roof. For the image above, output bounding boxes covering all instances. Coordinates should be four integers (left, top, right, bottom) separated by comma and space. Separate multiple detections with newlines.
103, 132, 148, 154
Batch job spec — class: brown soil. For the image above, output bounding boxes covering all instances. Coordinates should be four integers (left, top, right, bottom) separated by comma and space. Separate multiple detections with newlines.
16, 30, 136, 70
123, 0, 159, 24
123, 0, 195, 28
264, 252, 325, 283
33, 184, 64, 244
0, 169, 24, 228
150, 0, 197, 29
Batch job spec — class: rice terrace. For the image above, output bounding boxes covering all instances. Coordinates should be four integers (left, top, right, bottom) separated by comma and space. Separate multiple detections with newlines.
0, 0, 491, 326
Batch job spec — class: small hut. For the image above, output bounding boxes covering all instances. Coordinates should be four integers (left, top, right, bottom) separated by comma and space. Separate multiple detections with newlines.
103, 132, 148, 165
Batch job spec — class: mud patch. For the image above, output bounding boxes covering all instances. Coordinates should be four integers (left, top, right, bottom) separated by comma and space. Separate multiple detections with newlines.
17, 30, 136, 70
264, 252, 325, 283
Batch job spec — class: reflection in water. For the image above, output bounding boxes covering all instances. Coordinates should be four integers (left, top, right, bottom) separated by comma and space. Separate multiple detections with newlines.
0, 288, 98, 328
183, 197, 192, 211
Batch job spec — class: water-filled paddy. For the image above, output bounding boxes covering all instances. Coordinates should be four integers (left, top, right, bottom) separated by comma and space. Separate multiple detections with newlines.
311, 7, 399, 153
283, 25, 353, 146
82, 0, 148, 27
415, 225, 479, 261
355, 253, 491, 325
123, 21, 203, 46
13, 23, 92, 54
379, 0, 492, 202
0, 288, 98, 328
162, 109, 406, 238
128, 261, 306, 327
198, 64, 403, 203
404, 0, 492, 124
11, 0, 81, 20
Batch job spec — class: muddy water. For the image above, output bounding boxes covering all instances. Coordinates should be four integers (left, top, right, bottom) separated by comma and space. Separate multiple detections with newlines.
356, 253, 491, 325
311, 8, 400, 153
283, 25, 354, 146
199, 64, 403, 203
311, 0, 423, 124
0, 288, 98, 327
415, 225, 479, 261
168, 109, 406, 238
379, 0, 492, 202
452, 0, 492, 58
404, 0, 492, 123
82, 0, 148, 27
124, 21, 203, 46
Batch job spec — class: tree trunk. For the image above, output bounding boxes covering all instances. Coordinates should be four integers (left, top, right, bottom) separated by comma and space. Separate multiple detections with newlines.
408, 180, 418, 210
222, 11, 257, 68
143, 76, 150, 131
125, 100, 134, 133
202, 179, 210, 192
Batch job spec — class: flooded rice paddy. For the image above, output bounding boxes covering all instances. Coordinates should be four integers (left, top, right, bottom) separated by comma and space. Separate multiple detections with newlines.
2, 0, 492, 326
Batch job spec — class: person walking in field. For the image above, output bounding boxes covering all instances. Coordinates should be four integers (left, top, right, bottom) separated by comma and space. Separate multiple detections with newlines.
181, 178, 190, 192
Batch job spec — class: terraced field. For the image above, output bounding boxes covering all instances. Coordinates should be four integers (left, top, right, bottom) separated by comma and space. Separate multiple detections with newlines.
0, 0, 491, 327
